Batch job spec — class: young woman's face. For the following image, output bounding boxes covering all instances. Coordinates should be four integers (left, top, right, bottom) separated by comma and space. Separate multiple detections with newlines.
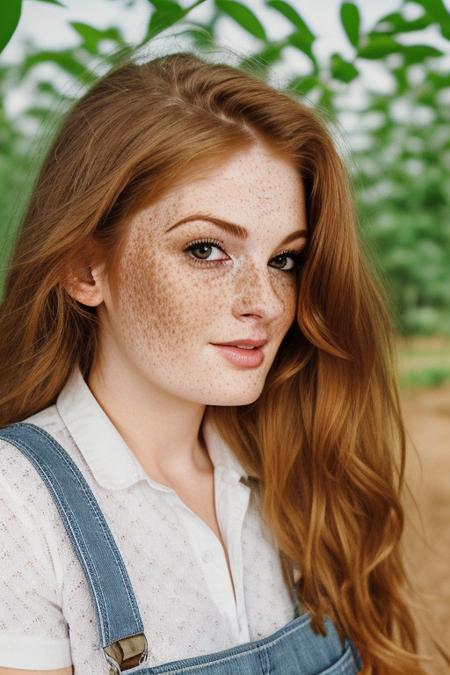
99, 141, 308, 406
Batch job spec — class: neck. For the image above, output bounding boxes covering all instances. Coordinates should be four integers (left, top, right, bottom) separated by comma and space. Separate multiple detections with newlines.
86, 355, 210, 482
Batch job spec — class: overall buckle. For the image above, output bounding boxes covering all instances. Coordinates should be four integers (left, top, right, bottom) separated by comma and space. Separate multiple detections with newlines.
104, 633, 148, 673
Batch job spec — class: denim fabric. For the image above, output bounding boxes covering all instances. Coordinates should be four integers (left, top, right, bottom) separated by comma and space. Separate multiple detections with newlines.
122, 614, 363, 674
0, 422, 363, 674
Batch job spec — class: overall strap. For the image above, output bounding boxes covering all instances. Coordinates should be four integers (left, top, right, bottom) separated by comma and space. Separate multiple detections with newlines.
0, 422, 147, 673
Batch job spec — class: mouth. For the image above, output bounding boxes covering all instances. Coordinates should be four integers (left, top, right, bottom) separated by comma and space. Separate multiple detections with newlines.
210, 343, 265, 368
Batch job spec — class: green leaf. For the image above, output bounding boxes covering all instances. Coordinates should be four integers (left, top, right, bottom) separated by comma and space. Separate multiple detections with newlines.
23, 105, 55, 121
340, 2, 360, 48
36, 80, 61, 96
266, 1, 315, 44
369, 96, 389, 114
408, 0, 450, 38
427, 70, 450, 89
390, 65, 408, 94
287, 74, 319, 95
183, 24, 215, 47
357, 34, 402, 59
0, 0, 22, 54
317, 84, 335, 118
330, 52, 359, 83
373, 10, 432, 34
253, 41, 285, 65
401, 43, 444, 65
215, 0, 267, 41
19, 49, 98, 84
146, 0, 181, 9
69, 21, 125, 54
408, 0, 449, 22
239, 40, 286, 75
416, 89, 436, 107
145, 8, 184, 39
287, 30, 318, 67
31, 0, 65, 6
438, 22, 450, 39
142, 0, 206, 43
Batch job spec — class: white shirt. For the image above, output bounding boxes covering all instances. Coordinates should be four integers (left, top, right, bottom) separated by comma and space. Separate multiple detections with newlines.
0, 365, 296, 672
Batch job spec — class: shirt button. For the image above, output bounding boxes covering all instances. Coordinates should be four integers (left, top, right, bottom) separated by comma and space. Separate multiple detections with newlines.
201, 550, 213, 563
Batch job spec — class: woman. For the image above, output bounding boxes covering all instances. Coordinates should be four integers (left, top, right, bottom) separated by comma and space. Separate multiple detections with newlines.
0, 50, 429, 674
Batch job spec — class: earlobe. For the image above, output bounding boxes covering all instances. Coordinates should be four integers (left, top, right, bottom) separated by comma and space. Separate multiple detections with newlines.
64, 264, 105, 307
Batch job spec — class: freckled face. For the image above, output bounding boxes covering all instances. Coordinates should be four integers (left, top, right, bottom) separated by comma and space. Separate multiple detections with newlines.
102, 141, 308, 406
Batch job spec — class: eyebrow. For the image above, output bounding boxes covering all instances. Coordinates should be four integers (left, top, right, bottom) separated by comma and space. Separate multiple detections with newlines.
165, 214, 308, 246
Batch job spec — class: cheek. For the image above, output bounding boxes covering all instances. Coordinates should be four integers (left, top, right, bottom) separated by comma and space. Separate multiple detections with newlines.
265, 267, 299, 316
115, 247, 217, 350
115, 233, 299, 352
282, 277, 299, 319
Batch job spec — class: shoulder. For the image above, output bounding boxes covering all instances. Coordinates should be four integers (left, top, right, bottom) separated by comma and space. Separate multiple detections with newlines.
0, 404, 70, 506
0, 403, 83, 480
0, 413, 73, 670
0, 406, 77, 586
20, 402, 72, 444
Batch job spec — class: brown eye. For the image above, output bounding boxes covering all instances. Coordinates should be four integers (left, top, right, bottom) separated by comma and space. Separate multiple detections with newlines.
274, 254, 296, 272
183, 238, 226, 264
270, 249, 305, 274
182, 238, 305, 274
190, 243, 218, 259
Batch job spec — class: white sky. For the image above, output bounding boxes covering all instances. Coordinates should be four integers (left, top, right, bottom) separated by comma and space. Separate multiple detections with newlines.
2, 0, 450, 146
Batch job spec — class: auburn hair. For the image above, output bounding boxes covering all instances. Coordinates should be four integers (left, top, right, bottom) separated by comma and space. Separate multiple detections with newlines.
0, 49, 436, 673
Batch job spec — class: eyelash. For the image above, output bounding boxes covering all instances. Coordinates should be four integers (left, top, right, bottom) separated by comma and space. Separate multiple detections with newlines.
182, 237, 305, 274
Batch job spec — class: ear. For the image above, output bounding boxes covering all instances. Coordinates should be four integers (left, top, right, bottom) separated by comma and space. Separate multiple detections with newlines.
63, 246, 107, 307
65, 264, 107, 307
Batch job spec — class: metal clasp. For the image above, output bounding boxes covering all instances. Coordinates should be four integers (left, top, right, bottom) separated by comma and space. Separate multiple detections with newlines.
104, 633, 148, 673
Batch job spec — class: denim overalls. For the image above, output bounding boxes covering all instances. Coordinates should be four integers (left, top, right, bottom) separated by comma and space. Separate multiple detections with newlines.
0, 422, 364, 674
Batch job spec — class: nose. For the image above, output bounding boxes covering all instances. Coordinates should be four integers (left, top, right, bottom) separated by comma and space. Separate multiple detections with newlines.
231, 262, 295, 322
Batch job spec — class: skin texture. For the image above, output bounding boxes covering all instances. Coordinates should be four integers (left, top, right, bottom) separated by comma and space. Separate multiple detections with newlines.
66, 140, 308, 485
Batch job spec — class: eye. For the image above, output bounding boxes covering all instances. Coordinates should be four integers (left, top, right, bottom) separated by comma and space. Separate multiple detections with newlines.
183, 238, 227, 265
183, 238, 305, 274
271, 249, 304, 273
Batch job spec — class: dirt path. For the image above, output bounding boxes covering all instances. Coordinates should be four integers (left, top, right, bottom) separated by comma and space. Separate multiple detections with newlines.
401, 384, 450, 674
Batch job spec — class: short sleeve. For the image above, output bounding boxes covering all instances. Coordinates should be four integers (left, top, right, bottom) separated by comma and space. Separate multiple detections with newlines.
0, 439, 73, 669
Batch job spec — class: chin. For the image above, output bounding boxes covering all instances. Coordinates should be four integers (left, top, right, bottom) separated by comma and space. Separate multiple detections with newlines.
205, 387, 264, 407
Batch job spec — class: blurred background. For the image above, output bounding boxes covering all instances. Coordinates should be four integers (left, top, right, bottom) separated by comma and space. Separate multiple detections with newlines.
1, 0, 449, 671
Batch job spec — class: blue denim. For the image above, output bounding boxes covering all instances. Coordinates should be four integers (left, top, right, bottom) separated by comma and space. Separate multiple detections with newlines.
0, 422, 364, 674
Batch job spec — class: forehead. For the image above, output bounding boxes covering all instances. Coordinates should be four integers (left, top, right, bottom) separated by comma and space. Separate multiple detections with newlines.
151, 143, 307, 233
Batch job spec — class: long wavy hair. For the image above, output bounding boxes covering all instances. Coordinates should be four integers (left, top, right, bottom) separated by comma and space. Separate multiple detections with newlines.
0, 49, 437, 673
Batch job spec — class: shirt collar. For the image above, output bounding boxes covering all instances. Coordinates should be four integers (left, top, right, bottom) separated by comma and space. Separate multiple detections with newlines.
56, 364, 248, 491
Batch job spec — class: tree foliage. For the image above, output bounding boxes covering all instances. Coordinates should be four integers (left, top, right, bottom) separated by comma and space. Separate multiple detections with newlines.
1, 0, 449, 335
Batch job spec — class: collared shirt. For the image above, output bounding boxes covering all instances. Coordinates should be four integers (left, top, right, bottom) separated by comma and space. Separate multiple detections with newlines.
0, 365, 296, 672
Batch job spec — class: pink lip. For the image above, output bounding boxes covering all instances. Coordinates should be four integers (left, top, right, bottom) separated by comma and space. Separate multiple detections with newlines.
212, 338, 268, 348
211, 343, 265, 368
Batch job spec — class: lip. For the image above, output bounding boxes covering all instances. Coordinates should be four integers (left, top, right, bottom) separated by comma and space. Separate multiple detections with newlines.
211, 338, 268, 348
211, 343, 265, 368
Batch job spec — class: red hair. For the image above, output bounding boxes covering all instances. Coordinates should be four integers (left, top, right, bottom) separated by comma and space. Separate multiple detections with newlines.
0, 50, 435, 673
